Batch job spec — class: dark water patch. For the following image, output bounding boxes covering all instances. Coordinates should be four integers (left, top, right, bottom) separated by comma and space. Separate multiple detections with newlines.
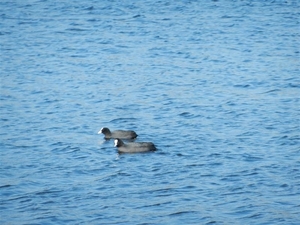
0, 184, 13, 189
178, 111, 199, 119
288, 83, 300, 88
233, 84, 251, 88
84, 6, 94, 11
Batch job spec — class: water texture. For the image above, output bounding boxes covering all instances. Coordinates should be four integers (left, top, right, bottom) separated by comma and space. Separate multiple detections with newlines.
1, 0, 299, 224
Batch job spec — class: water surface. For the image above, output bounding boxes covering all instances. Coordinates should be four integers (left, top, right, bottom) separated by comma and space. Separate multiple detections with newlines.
1, 0, 300, 224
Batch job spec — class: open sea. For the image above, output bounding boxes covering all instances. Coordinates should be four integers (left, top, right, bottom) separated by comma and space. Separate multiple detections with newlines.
1, 0, 299, 224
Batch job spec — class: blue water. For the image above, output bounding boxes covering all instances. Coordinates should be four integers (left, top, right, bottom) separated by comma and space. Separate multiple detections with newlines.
1, 0, 300, 224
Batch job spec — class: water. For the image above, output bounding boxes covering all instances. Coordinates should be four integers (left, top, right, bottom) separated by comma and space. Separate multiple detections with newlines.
1, 0, 299, 224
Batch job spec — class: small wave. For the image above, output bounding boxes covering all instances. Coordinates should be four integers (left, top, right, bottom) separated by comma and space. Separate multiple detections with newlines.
242, 154, 263, 162
179, 112, 192, 116
66, 28, 88, 32
0, 184, 13, 189
288, 83, 300, 88
84, 6, 94, 11
261, 89, 281, 94
109, 118, 138, 123
35, 188, 62, 196
168, 210, 198, 216
233, 84, 251, 88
